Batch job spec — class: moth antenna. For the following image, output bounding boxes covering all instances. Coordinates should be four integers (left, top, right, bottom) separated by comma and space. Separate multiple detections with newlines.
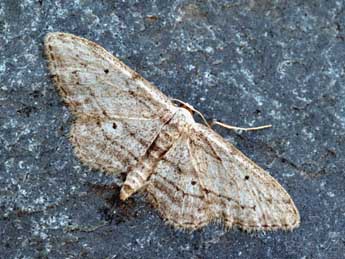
211, 120, 272, 131
171, 98, 211, 128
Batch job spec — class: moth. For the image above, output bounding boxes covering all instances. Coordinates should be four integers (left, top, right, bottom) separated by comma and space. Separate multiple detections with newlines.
44, 32, 300, 231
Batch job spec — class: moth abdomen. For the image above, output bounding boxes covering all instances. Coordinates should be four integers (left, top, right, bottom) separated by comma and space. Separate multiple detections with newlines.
120, 120, 181, 200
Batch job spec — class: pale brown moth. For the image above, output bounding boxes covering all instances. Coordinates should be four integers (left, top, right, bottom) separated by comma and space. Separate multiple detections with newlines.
44, 32, 300, 231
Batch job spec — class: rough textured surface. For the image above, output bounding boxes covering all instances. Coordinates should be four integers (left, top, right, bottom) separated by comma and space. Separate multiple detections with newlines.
1, 0, 344, 258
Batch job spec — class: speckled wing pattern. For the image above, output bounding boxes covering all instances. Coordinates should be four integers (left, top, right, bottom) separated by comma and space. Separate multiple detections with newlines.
45, 32, 300, 231
44, 32, 177, 174
147, 124, 299, 230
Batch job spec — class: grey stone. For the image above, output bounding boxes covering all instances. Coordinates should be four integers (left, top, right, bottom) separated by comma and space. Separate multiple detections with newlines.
1, 0, 345, 258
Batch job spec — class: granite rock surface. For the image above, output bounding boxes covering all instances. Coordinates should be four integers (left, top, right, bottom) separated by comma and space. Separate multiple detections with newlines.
1, 0, 345, 258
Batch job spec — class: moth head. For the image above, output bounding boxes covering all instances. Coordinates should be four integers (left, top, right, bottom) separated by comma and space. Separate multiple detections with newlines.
173, 107, 196, 132
171, 98, 210, 128
180, 102, 195, 116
